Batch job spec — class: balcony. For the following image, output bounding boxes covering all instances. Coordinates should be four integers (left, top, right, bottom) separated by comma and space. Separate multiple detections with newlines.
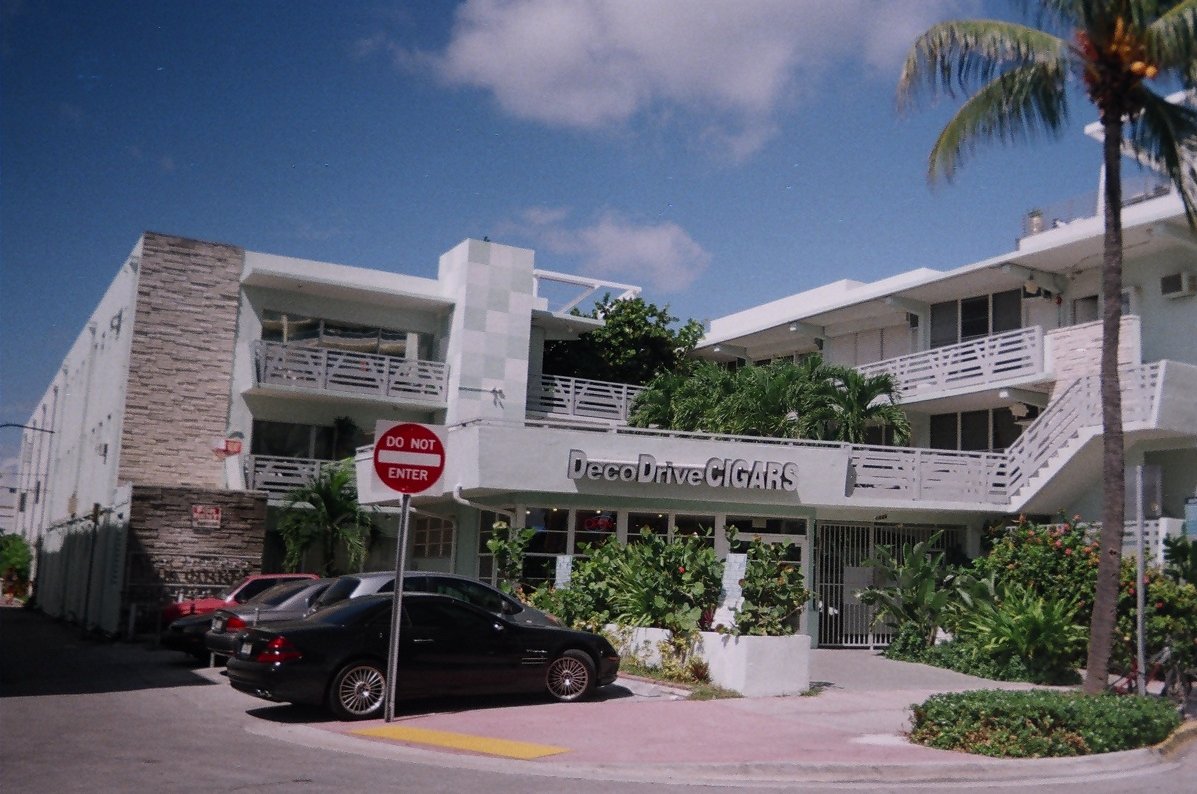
526, 374, 644, 424
856, 326, 1044, 401
252, 340, 448, 405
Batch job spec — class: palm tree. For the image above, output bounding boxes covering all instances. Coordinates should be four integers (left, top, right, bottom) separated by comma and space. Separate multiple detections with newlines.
813, 369, 912, 445
899, 1, 1197, 693
277, 461, 374, 576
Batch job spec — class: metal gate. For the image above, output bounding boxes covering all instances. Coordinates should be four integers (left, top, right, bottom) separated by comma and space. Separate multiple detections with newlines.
815, 523, 958, 648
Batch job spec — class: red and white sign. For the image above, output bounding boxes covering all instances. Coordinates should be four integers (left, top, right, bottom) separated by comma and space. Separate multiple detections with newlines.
372, 422, 446, 495
191, 504, 222, 530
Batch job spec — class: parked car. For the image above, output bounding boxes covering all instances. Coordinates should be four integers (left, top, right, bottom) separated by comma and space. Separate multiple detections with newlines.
160, 573, 318, 625
308, 570, 560, 628
204, 578, 335, 659
226, 593, 619, 719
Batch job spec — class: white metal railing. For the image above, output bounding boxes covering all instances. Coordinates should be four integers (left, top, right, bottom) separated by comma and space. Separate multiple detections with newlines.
849, 445, 1007, 503
856, 326, 1044, 400
1020, 173, 1172, 237
252, 340, 449, 404
527, 374, 644, 423
1001, 363, 1161, 498
246, 455, 325, 499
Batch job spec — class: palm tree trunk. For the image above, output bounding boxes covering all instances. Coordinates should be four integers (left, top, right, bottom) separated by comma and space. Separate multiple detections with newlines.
1083, 118, 1127, 695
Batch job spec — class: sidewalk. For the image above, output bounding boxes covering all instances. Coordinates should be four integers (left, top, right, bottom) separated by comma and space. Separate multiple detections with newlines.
223, 649, 1197, 786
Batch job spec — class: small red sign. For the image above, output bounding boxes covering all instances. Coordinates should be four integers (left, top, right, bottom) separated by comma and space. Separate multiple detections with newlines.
372, 423, 445, 495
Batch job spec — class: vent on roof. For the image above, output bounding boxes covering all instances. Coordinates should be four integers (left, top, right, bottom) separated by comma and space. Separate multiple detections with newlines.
1161, 272, 1196, 299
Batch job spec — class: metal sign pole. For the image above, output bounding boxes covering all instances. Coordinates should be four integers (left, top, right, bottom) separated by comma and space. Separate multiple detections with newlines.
1135, 465, 1146, 697
384, 494, 411, 723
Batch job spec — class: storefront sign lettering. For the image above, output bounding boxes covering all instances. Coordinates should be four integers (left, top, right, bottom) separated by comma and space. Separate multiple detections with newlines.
566, 450, 798, 492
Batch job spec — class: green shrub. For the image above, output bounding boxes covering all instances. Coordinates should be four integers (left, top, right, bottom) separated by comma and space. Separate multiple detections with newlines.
728, 533, 811, 636
884, 621, 934, 661
909, 689, 1182, 757
528, 535, 625, 631
920, 638, 1033, 682
857, 531, 955, 647
485, 522, 536, 597
953, 584, 1086, 684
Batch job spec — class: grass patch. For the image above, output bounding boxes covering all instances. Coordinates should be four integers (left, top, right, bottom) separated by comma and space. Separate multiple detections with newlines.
617, 657, 740, 700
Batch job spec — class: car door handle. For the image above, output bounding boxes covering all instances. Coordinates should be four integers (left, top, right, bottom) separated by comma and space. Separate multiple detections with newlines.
413, 638, 434, 644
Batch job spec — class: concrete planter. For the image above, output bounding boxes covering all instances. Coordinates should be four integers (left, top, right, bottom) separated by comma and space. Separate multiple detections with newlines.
610, 624, 811, 697
699, 631, 811, 697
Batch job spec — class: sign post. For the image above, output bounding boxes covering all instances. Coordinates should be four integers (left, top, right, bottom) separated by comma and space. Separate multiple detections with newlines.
372, 422, 446, 722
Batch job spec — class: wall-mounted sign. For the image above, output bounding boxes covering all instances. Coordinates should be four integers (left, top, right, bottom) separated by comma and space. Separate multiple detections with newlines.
567, 449, 799, 492
191, 505, 222, 530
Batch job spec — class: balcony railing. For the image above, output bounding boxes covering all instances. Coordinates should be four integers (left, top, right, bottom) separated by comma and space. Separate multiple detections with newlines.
527, 374, 644, 423
246, 455, 327, 500
1020, 173, 1173, 237
252, 340, 448, 404
856, 326, 1044, 400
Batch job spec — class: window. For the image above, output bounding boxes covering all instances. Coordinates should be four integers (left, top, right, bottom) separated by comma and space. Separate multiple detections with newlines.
412, 516, 454, 559
930, 289, 1022, 348
929, 407, 1031, 452
260, 311, 424, 358
627, 512, 668, 542
250, 420, 338, 459
1074, 295, 1099, 324
574, 509, 616, 549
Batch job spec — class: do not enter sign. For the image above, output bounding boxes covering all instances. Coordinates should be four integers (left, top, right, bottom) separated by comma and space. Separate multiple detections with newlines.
372, 422, 446, 495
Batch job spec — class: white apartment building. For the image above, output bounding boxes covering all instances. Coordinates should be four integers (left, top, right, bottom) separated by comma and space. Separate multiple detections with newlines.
18, 133, 1197, 645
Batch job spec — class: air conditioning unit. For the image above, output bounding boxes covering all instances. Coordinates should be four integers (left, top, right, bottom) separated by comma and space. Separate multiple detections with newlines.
1160, 271, 1196, 299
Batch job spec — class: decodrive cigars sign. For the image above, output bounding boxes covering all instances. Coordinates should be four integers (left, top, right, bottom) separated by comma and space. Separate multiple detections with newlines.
567, 449, 800, 491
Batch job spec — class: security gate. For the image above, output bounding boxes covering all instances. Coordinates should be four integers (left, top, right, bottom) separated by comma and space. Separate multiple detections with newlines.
815, 523, 959, 648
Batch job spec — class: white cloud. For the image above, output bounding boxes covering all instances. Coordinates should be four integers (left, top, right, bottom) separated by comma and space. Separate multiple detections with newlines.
413, 0, 972, 157
516, 207, 709, 292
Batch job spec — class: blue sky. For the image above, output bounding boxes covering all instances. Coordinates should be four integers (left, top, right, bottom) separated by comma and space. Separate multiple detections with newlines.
1, 0, 1115, 473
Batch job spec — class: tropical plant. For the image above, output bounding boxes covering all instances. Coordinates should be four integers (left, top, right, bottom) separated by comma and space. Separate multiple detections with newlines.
806, 368, 911, 444
1162, 533, 1197, 584
728, 534, 812, 636
542, 295, 704, 385
629, 355, 911, 444
954, 583, 1088, 683
277, 462, 374, 576
899, 0, 1197, 693
857, 531, 954, 647
485, 521, 536, 598
1111, 559, 1197, 673
609, 528, 723, 635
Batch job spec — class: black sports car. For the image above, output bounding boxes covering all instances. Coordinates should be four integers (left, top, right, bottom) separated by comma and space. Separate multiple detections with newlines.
226, 593, 619, 719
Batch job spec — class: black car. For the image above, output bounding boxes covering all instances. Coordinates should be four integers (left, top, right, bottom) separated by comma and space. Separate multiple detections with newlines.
226, 593, 619, 719
205, 578, 335, 659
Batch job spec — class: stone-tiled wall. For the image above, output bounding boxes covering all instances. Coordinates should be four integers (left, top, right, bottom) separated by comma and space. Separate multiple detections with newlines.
119, 232, 244, 488
124, 485, 268, 608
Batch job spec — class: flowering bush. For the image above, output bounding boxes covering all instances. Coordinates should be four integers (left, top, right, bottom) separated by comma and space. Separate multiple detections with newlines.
1111, 560, 1197, 675
970, 516, 1099, 626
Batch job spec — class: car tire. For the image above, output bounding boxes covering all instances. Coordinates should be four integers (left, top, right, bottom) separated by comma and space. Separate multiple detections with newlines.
545, 649, 595, 702
328, 660, 387, 720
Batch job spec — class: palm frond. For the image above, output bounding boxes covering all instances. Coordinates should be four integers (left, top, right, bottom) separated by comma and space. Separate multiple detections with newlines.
899, 19, 1067, 108
1128, 86, 1197, 225
1146, 0, 1197, 83
928, 61, 1069, 181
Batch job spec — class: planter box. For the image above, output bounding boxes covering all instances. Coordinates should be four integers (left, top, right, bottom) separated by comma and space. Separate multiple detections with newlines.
609, 624, 811, 697
699, 631, 811, 697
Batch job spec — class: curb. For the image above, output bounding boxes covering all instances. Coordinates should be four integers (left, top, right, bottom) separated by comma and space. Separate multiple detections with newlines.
245, 717, 1183, 788
1154, 718, 1197, 759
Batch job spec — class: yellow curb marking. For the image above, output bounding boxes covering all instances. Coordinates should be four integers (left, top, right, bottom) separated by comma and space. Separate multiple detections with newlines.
352, 725, 569, 760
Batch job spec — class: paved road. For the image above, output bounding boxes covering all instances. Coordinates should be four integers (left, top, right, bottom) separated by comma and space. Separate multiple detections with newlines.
2, 606, 1194, 793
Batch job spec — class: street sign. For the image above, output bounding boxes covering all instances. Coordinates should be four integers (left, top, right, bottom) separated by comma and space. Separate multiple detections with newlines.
372, 422, 445, 495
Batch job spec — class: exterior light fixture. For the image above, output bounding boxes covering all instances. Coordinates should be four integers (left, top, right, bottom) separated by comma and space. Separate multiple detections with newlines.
788, 322, 799, 332
1024, 276, 1041, 296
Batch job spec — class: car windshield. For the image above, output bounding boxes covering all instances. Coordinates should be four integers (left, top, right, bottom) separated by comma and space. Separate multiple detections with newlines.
312, 577, 361, 609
